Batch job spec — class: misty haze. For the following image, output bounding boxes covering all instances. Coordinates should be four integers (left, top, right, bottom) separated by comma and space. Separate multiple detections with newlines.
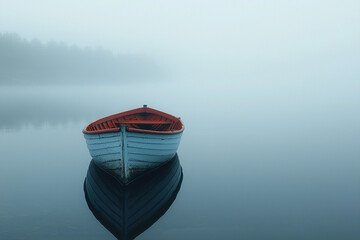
0, 33, 162, 85
0, 1, 359, 240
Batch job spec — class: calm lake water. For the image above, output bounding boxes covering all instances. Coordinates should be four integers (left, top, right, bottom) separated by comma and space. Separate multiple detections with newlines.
0, 82, 359, 240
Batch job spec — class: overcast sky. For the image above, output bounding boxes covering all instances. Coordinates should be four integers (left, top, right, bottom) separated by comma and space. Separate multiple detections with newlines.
0, 0, 359, 85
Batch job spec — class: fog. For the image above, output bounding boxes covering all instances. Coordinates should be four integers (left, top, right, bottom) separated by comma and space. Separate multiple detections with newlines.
0, 1, 360, 240
1, 0, 359, 87
0, 33, 162, 85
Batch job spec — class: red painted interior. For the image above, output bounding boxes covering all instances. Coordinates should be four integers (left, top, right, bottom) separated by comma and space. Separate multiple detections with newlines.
83, 107, 184, 135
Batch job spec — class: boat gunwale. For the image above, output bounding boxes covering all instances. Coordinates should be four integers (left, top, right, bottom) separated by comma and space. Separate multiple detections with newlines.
83, 107, 184, 135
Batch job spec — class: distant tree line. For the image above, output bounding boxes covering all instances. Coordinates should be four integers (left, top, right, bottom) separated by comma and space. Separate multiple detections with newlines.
0, 33, 162, 85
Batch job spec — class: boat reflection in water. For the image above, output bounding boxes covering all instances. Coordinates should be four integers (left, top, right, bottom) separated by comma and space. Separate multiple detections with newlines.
84, 154, 183, 240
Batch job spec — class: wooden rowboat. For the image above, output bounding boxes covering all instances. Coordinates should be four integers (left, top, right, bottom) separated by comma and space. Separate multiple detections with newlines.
84, 154, 183, 240
83, 105, 184, 184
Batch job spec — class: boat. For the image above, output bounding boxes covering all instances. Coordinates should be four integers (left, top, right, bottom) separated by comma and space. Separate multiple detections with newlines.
84, 154, 183, 240
82, 105, 184, 184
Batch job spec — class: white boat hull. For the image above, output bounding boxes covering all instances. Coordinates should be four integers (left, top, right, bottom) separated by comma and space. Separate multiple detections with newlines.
84, 125, 182, 183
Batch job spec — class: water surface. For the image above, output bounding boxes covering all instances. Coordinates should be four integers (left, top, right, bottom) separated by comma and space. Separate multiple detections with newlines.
0, 82, 359, 239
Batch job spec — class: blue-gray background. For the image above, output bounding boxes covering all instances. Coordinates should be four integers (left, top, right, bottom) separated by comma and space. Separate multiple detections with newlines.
0, 1, 359, 239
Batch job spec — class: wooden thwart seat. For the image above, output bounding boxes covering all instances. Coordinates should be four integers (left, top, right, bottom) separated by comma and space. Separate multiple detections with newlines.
84, 106, 184, 134
117, 120, 171, 125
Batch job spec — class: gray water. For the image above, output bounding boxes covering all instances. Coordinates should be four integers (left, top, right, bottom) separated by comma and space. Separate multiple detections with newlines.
0, 82, 359, 240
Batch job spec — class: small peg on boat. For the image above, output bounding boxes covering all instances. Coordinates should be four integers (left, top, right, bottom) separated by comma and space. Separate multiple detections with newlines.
143, 104, 147, 108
